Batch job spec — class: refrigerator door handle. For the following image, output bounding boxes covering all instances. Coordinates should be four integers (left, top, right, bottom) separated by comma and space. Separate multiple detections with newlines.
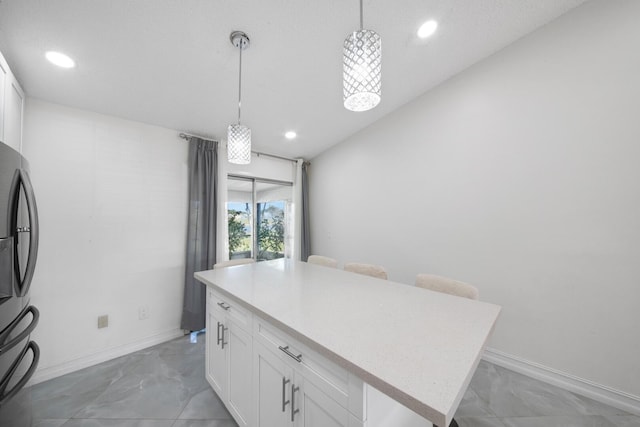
0, 305, 40, 355
0, 341, 40, 406
14, 169, 39, 297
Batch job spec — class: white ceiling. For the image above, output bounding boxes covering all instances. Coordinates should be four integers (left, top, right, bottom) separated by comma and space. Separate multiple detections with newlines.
0, 0, 586, 160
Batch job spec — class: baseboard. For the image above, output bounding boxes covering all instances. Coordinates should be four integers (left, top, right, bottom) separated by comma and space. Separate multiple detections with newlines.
483, 347, 640, 416
27, 328, 185, 387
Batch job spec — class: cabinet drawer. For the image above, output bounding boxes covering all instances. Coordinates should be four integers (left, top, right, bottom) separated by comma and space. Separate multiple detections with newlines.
207, 288, 252, 332
254, 317, 360, 414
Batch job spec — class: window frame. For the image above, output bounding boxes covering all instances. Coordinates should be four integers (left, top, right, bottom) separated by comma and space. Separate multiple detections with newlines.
227, 174, 293, 261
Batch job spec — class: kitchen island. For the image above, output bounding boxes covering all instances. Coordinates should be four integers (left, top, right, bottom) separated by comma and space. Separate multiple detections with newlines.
195, 259, 501, 427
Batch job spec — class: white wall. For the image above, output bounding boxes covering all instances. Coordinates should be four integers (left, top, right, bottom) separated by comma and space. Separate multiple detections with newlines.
309, 0, 640, 400
22, 99, 188, 382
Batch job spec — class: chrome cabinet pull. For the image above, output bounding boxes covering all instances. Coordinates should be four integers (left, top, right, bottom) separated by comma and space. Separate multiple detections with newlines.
221, 325, 228, 349
216, 322, 223, 346
281, 377, 290, 412
291, 383, 299, 422
278, 345, 302, 363
217, 302, 230, 311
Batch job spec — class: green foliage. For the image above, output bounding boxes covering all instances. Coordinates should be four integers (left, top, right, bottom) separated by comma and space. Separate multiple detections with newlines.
228, 209, 249, 256
258, 205, 285, 259
228, 203, 285, 260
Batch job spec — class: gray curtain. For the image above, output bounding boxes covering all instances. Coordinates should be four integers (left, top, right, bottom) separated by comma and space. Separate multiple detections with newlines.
181, 137, 218, 331
300, 161, 311, 261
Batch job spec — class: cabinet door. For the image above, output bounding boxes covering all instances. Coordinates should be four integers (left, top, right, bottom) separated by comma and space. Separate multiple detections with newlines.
4, 72, 24, 152
296, 379, 350, 427
206, 305, 227, 400
0, 54, 6, 139
227, 320, 253, 427
255, 342, 293, 427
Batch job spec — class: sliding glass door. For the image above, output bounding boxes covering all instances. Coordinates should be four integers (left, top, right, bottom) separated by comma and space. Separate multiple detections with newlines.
227, 176, 293, 261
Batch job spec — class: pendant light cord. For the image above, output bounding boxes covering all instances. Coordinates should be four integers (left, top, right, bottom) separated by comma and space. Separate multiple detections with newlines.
238, 40, 243, 124
360, 0, 363, 30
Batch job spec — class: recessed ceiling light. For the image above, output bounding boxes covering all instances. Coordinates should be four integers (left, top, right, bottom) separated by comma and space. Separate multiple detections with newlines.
45, 51, 76, 68
285, 131, 297, 140
417, 20, 438, 39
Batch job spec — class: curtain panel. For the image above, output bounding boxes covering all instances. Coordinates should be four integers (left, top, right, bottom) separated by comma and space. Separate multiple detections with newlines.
300, 161, 311, 261
180, 137, 218, 332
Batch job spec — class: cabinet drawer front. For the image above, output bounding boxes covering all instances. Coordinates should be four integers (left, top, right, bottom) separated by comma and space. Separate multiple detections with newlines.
254, 318, 351, 410
207, 288, 252, 332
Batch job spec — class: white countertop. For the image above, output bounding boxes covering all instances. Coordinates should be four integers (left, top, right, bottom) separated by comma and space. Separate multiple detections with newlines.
195, 259, 501, 427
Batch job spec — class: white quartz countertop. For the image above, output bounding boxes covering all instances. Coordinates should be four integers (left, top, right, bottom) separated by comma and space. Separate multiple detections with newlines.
195, 259, 501, 427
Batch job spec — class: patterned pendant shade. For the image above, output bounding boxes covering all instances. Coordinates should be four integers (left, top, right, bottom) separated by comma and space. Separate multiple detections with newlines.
227, 124, 251, 164
343, 29, 381, 112
228, 31, 252, 165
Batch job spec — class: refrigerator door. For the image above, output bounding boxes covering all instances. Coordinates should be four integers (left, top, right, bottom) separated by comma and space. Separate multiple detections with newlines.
0, 142, 39, 419
0, 304, 39, 407
1, 142, 20, 302
0, 142, 21, 239
11, 169, 38, 297
0, 340, 39, 408
0, 338, 38, 427
0, 238, 12, 301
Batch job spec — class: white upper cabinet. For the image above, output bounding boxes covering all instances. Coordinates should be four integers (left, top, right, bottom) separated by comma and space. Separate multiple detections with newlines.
0, 54, 7, 142
0, 50, 25, 153
4, 74, 25, 152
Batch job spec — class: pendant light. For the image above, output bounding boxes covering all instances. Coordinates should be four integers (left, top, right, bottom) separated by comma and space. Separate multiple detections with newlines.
343, 0, 381, 112
228, 31, 251, 164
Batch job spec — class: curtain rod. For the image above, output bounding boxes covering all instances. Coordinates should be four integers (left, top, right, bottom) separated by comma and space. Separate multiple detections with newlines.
254, 151, 300, 163
179, 132, 302, 164
179, 132, 218, 142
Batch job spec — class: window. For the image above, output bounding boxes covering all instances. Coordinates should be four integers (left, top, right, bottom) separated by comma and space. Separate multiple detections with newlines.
227, 175, 293, 261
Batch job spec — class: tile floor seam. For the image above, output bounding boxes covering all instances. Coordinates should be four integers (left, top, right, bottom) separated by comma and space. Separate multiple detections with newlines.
175, 389, 199, 421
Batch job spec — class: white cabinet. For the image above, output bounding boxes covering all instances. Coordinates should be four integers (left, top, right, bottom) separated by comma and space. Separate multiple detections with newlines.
253, 319, 362, 427
205, 301, 226, 397
254, 341, 353, 427
0, 50, 24, 153
255, 341, 294, 427
298, 380, 352, 427
205, 285, 431, 427
205, 288, 253, 427
4, 72, 25, 152
227, 322, 253, 425
0, 55, 6, 138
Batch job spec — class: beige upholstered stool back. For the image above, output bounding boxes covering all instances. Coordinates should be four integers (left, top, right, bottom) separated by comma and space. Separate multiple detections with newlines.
415, 273, 479, 300
307, 255, 339, 268
344, 262, 388, 280
213, 258, 255, 269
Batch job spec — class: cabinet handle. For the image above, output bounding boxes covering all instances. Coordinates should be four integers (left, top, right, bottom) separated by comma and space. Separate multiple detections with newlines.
278, 345, 302, 363
217, 302, 230, 311
221, 325, 228, 349
291, 383, 299, 422
281, 377, 290, 412
216, 322, 223, 346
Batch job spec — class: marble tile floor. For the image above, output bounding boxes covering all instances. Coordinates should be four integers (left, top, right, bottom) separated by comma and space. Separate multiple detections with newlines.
21, 334, 639, 427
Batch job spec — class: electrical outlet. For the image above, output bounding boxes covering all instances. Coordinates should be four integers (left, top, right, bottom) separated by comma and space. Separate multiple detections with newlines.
138, 305, 149, 320
98, 315, 109, 329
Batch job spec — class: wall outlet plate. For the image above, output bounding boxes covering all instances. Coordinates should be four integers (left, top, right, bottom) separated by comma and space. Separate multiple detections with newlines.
98, 315, 108, 329
138, 305, 149, 320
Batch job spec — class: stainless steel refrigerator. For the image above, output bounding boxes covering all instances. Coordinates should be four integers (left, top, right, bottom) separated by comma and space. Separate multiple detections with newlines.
0, 141, 40, 426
